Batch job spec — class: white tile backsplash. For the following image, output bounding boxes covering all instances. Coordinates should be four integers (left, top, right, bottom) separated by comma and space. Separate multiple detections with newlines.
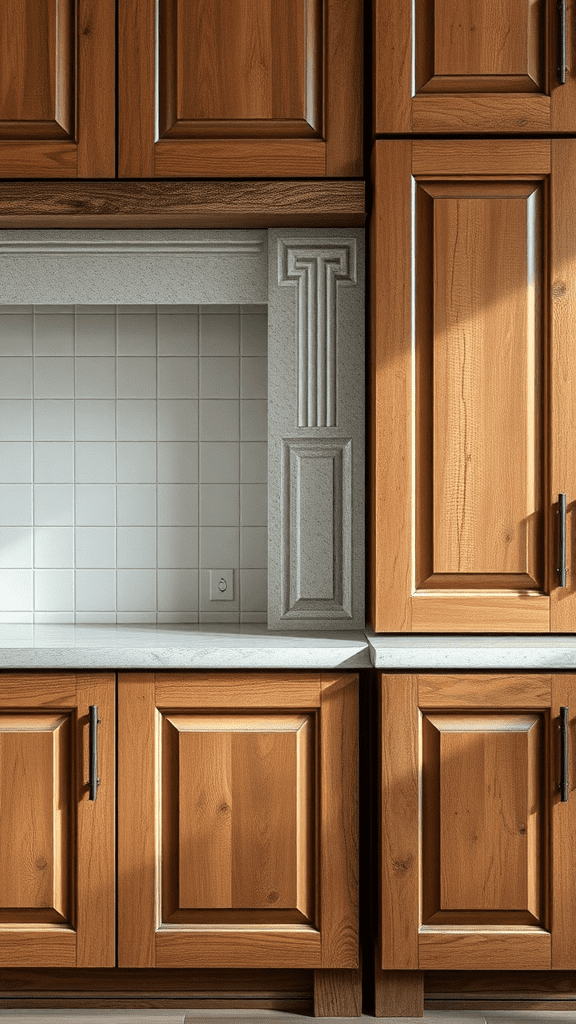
0, 304, 267, 622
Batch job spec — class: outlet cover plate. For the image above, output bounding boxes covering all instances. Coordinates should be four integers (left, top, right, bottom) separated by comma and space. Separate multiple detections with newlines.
209, 569, 234, 601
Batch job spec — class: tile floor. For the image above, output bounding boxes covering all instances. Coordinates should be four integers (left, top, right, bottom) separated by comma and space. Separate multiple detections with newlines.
0, 1011, 574, 1023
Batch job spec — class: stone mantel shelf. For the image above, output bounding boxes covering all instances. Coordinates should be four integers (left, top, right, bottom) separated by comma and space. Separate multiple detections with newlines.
1, 625, 576, 670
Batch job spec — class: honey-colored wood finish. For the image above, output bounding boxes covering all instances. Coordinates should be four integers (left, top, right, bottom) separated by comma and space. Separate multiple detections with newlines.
377, 672, 576, 984
0, 673, 114, 967
370, 139, 576, 633
119, 0, 362, 178
117, 671, 358, 972
0, 0, 115, 177
374, 0, 576, 133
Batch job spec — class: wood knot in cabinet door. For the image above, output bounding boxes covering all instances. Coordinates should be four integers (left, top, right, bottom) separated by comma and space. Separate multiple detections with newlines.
393, 856, 413, 873
553, 280, 567, 298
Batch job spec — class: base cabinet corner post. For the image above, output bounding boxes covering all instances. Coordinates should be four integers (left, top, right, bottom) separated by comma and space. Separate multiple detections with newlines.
117, 670, 360, 1018
377, 670, 576, 1016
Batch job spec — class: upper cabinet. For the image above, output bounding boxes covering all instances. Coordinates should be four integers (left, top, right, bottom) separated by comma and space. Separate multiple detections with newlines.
370, 138, 576, 633
0, 0, 115, 177
374, 0, 576, 133
118, 0, 363, 178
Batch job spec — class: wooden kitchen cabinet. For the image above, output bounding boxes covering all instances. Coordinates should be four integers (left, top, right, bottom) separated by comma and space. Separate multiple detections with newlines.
118, 0, 363, 178
373, 0, 576, 134
375, 671, 576, 1016
0, 673, 115, 966
370, 138, 576, 633
117, 671, 358, 973
0, 0, 115, 178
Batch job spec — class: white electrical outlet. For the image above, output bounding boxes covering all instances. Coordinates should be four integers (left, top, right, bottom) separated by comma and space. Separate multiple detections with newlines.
209, 569, 234, 601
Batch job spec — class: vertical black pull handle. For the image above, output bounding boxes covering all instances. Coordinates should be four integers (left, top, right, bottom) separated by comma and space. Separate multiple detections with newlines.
560, 706, 569, 801
558, 493, 567, 587
559, 0, 567, 84
89, 705, 100, 801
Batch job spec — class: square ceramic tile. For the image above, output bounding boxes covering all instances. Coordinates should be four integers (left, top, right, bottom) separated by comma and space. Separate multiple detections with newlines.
34, 527, 73, 568
75, 314, 116, 356
0, 442, 31, 482
240, 568, 267, 611
34, 611, 74, 624
75, 527, 116, 568
75, 569, 116, 611
34, 569, 74, 611
75, 611, 117, 623
117, 304, 157, 314
157, 527, 198, 568
200, 311, 240, 355
75, 484, 115, 526
75, 304, 116, 314
158, 313, 199, 355
199, 441, 239, 483
75, 441, 116, 483
117, 357, 156, 399
157, 612, 198, 623
75, 399, 116, 441
0, 400, 32, 440
117, 442, 157, 483
117, 483, 157, 526
117, 312, 157, 355
117, 526, 157, 568
240, 442, 267, 483
34, 357, 74, 399
158, 442, 198, 483
199, 526, 239, 568
34, 441, 74, 483
200, 484, 239, 527
0, 612, 33, 623
0, 314, 33, 355
200, 304, 239, 316
158, 568, 198, 611
34, 484, 73, 526
0, 484, 32, 526
117, 399, 157, 441
0, 305, 33, 314
199, 611, 240, 623
34, 304, 74, 314
34, 400, 74, 441
199, 568, 239, 612
241, 357, 267, 399
117, 568, 157, 611
116, 611, 157, 623
199, 400, 239, 441
75, 357, 116, 399
240, 313, 267, 356
200, 357, 239, 399
34, 313, 74, 355
240, 400, 267, 441
157, 484, 198, 527
240, 526, 267, 568
158, 357, 198, 399
240, 483, 267, 526
0, 527, 32, 568
0, 569, 32, 610
0, 358, 32, 398
157, 400, 198, 441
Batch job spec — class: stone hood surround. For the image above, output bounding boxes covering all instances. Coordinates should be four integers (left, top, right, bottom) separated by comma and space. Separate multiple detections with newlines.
0, 228, 365, 632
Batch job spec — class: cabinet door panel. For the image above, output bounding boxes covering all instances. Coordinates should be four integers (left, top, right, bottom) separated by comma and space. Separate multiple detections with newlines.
375, 0, 576, 132
119, 0, 362, 177
118, 671, 358, 969
0, 0, 115, 177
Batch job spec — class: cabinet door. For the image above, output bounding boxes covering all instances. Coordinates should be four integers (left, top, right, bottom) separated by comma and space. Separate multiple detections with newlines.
118, 0, 362, 178
0, 0, 115, 177
374, 0, 576, 133
370, 139, 576, 632
0, 673, 115, 966
379, 672, 576, 971
117, 671, 358, 968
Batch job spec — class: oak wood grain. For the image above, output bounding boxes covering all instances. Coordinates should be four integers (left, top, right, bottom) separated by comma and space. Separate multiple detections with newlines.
419, 931, 551, 970
418, 673, 552, 708
374, 965, 424, 1017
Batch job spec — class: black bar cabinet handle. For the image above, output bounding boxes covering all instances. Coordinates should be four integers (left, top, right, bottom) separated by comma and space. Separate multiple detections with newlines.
558, 493, 567, 587
89, 705, 100, 801
560, 706, 569, 801
559, 0, 567, 84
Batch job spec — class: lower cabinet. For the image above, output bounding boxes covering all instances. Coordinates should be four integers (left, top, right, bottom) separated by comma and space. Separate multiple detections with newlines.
376, 672, 576, 1017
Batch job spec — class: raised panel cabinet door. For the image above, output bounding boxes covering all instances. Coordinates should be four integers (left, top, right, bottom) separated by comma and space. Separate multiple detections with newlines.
370, 139, 576, 632
118, 0, 362, 177
374, 0, 576, 132
117, 671, 358, 969
0, 673, 115, 966
378, 673, 576, 974
0, 0, 115, 177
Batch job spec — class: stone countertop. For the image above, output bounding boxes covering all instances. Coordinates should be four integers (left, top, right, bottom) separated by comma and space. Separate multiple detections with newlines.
366, 631, 576, 669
